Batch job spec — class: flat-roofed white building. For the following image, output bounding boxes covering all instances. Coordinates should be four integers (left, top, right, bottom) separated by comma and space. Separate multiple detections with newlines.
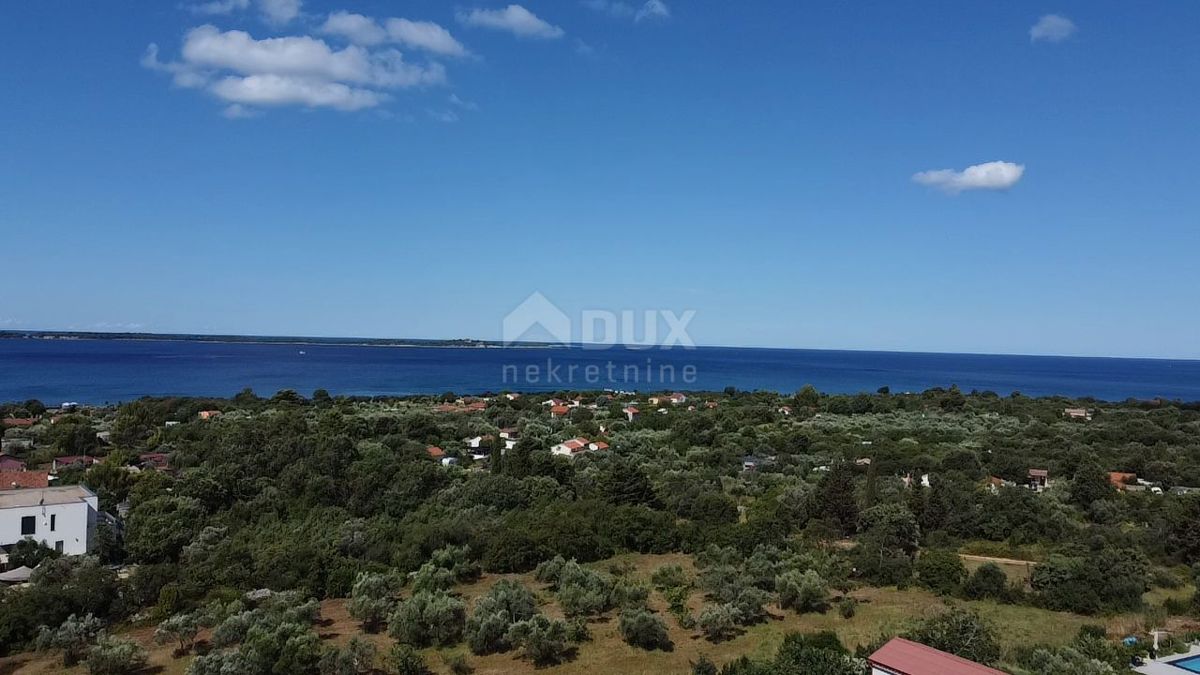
0, 485, 99, 556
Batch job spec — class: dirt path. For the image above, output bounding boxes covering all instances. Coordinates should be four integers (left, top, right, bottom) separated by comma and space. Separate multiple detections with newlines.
959, 553, 1040, 567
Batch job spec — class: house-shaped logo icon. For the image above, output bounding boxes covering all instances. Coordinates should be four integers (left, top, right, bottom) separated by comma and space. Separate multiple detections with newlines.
502, 292, 572, 346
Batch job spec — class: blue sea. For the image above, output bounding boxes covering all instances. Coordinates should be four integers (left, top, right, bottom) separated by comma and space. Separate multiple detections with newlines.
0, 338, 1198, 404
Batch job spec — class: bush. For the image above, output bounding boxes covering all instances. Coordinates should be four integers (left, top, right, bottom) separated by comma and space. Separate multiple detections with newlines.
905, 607, 1000, 666
776, 570, 828, 613
964, 563, 1009, 600
837, 597, 857, 619
348, 572, 403, 633
556, 563, 615, 617
618, 609, 672, 651
386, 643, 430, 675
86, 636, 147, 675
565, 617, 591, 643
410, 563, 455, 594
154, 612, 201, 655
441, 652, 472, 675
914, 550, 967, 596
533, 555, 569, 586
36, 613, 104, 667
732, 587, 770, 625
388, 591, 465, 648
505, 615, 573, 666
319, 636, 377, 675
651, 564, 688, 590
697, 604, 740, 642
464, 579, 538, 654
774, 631, 860, 675
691, 655, 718, 675
611, 578, 651, 610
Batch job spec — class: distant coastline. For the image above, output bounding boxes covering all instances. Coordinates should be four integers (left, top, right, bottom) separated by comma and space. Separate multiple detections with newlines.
0, 330, 555, 349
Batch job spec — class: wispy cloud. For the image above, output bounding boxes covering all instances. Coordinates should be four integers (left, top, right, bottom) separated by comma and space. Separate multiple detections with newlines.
258, 0, 302, 26
221, 103, 261, 119
574, 38, 596, 57
1030, 14, 1076, 43
913, 161, 1025, 193
635, 0, 670, 23
457, 5, 564, 39
188, 0, 250, 16
582, 0, 635, 18
448, 93, 479, 111
583, 0, 669, 23
427, 109, 460, 123
143, 25, 445, 114
186, 0, 301, 26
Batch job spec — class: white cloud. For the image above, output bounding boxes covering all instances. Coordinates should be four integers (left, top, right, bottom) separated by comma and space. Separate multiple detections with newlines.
448, 93, 479, 110
574, 38, 596, 56
319, 12, 469, 57
144, 25, 445, 114
457, 5, 564, 39
385, 19, 469, 57
210, 74, 383, 110
582, 0, 635, 18
259, 0, 302, 25
912, 161, 1025, 193
320, 11, 387, 45
635, 0, 670, 22
221, 103, 261, 119
189, 0, 250, 16
1030, 14, 1076, 43
584, 0, 668, 23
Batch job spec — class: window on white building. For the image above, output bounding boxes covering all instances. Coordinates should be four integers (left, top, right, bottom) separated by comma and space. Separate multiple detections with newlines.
51, 514, 56, 531
21, 516, 35, 535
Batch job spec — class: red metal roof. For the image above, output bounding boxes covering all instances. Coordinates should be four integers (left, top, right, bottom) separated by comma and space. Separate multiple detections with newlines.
868, 638, 1005, 675
0, 471, 51, 490
0, 456, 26, 471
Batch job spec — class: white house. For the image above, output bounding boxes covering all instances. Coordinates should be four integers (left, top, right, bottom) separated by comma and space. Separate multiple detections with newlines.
0, 485, 99, 556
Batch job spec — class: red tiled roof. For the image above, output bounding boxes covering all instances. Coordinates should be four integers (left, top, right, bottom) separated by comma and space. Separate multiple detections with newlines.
140, 453, 169, 469
550, 405, 570, 416
623, 406, 639, 413
1028, 468, 1049, 477
1109, 472, 1136, 489
54, 455, 99, 467
590, 441, 609, 450
427, 446, 446, 459
868, 638, 1005, 675
2, 418, 35, 428
0, 471, 51, 490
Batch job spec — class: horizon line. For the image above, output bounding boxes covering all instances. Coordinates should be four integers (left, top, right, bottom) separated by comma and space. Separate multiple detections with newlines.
2, 328, 1197, 364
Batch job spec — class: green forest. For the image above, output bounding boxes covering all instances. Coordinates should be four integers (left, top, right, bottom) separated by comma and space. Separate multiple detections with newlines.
2, 386, 1199, 674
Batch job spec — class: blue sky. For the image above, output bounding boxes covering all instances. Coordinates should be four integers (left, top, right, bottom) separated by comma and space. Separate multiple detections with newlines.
1, 1, 1198, 358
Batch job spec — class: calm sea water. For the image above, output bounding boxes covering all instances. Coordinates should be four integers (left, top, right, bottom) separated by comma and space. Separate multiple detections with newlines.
0, 338, 1197, 404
